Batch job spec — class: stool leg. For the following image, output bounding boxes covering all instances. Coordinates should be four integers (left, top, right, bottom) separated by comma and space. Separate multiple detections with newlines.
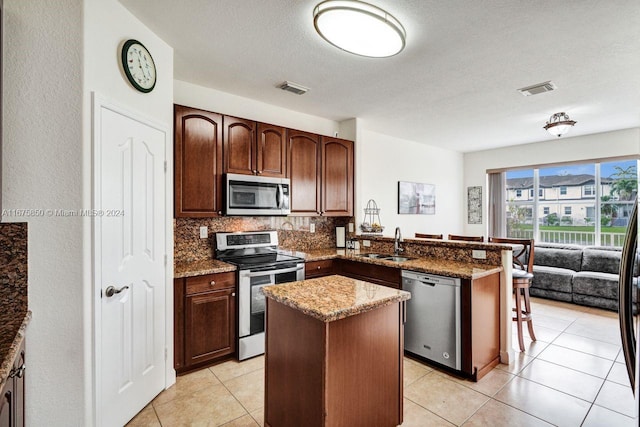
523, 286, 536, 342
514, 286, 525, 352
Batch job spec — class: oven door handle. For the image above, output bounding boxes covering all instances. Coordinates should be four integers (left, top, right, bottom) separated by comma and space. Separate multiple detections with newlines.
242, 265, 304, 277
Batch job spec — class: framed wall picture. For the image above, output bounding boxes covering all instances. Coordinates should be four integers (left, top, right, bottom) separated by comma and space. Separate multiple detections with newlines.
467, 186, 482, 224
398, 181, 435, 215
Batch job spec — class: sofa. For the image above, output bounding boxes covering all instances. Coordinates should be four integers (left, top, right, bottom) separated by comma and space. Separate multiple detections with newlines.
530, 242, 637, 311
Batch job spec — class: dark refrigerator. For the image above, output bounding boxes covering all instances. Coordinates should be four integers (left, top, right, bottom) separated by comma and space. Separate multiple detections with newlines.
619, 198, 639, 424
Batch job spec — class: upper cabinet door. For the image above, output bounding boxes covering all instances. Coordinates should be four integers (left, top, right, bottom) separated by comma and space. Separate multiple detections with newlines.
288, 130, 321, 215
257, 123, 287, 178
174, 105, 223, 217
321, 137, 354, 216
224, 116, 256, 175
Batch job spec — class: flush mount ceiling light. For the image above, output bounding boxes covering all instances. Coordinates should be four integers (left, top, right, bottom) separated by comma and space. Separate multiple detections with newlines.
313, 0, 406, 58
543, 112, 577, 137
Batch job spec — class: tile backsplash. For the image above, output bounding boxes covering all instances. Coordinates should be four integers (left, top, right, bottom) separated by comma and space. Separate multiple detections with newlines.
175, 216, 352, 263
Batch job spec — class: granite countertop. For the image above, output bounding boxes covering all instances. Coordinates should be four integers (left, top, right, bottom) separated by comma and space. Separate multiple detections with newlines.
0, 310, 31, 390
175, 247, 503, 280
175, 259, 237, 278
262, 275, 410, 323
295, 248, 503, 280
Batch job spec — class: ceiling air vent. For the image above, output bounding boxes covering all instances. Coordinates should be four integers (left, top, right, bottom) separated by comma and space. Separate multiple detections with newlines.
517, 81, 556, 96
278, 81, 309, 95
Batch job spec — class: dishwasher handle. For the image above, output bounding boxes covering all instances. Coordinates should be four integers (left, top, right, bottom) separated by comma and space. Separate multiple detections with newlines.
418, 280, 437, 287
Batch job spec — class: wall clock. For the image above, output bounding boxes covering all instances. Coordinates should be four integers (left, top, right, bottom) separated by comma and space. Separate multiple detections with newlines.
121, 39, 156, 93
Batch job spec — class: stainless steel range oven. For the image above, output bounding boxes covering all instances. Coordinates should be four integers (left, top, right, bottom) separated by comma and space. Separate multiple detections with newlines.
216, 230, 305, 360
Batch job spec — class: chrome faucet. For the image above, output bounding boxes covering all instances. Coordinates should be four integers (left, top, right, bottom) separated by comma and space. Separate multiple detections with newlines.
394, 227, 404, 255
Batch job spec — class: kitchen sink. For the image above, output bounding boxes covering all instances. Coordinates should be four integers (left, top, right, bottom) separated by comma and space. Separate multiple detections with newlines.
383, 256, 413, 262
357, 253, 414, 262
356, 253, 386, 259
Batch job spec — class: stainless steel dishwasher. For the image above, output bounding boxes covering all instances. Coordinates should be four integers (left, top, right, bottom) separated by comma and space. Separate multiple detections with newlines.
402, 270, 461, 370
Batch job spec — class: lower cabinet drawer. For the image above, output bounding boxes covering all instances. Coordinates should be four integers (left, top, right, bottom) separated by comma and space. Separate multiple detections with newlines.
186, 271, 235, 295
305, 260, 335, 278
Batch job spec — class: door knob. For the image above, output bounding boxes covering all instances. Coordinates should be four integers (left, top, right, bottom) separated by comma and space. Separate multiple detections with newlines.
105, 285, 129, 297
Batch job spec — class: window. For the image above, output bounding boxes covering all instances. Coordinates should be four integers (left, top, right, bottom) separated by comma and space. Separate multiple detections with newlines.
501, 159, 637, 246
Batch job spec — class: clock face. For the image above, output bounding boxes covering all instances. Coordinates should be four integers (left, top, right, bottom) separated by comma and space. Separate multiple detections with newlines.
121, 39, 157, 93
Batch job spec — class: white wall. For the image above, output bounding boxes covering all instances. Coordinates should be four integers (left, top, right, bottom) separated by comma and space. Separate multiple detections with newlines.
463, 128, 640, 236
3, 0, 173, 425
357, 128, 464, 238
3, 1, 85, 425
174, 80, 339, 137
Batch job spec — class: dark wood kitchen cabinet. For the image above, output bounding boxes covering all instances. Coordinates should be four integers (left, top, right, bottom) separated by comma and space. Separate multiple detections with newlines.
321, 137, 353, 216
174, 105, 224, 217
174, 272, 236, 374
288, 130, 321, 215
224, 117, 287, 178
337, 259, 401, 289
288, 131, 354, 216
0, 339, 25, 427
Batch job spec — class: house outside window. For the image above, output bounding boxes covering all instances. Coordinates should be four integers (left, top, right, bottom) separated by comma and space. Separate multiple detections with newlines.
503, 158, 637, 246
516, 189, 522, 198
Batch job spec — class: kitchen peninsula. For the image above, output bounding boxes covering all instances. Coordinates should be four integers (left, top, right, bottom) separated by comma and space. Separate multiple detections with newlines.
262, 275, 410, 427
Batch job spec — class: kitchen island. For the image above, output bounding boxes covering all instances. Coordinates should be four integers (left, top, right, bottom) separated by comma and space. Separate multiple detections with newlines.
262, 275, 410, 427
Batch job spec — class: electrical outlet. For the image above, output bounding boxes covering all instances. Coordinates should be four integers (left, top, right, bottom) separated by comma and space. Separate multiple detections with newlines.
362, 240, 371, 247
310, 223, 316, 233
199, 226, 208, 239
348, 223, 354, 233
472, 250, 487, 260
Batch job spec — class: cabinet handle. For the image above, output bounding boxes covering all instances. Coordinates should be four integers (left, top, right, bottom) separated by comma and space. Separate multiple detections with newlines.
317, 266, 321, 269
10, 363, 25, 379
252, 170, 258, 174
210, 281, 216, 286
257, 170, 262, 175
231, 293, 236, 297
218, 211, 223, 215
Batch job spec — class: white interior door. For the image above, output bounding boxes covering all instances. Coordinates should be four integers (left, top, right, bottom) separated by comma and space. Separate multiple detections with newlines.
94, 97, 168, 427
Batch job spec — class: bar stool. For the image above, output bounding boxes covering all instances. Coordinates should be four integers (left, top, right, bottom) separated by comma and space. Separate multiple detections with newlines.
489, 237, 536, 352
448, 234, 484, 242
415, 233, 443, 239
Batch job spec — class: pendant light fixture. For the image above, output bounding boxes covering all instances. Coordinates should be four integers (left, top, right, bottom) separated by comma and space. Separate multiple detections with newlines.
313, 0, 406, 58
543, 112, 577, 137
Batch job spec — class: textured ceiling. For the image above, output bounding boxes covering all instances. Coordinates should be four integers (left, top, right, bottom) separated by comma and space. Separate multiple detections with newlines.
119, 0, 640, 153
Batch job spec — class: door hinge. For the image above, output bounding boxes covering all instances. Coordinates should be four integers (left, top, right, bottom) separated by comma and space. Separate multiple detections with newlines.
165, 348, 168, 361
164, 161, 167, 173
164, 254, 167, 266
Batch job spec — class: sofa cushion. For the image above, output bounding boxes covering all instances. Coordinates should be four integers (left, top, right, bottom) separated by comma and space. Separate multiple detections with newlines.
532, 265, 574, 293
572, 271, 620, 300
533, 244, 583, 271
581, 247, 622, 275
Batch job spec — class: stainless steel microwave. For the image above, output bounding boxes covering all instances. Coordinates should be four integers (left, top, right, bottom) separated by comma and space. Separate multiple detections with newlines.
225, 173, 290, 216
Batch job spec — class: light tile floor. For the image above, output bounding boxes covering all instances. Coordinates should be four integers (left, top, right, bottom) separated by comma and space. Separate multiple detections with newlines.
127, 297, 636, 426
